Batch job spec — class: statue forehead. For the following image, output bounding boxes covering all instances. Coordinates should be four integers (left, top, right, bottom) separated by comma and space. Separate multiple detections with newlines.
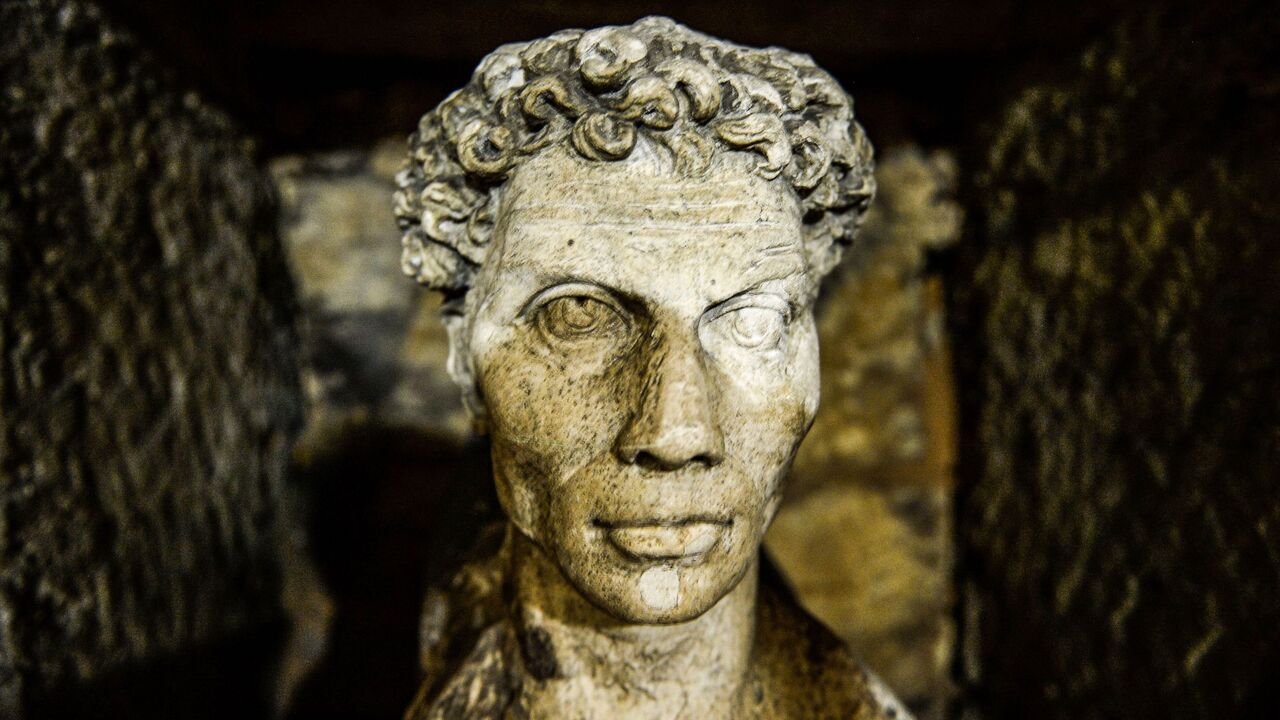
480, 152, 809, 305
498, 149, 801, 228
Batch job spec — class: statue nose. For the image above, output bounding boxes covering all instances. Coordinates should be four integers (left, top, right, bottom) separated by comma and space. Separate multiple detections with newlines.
615, 334, 725, 471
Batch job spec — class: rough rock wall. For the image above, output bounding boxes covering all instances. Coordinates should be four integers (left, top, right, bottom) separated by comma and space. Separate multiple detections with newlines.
272, 142, 466, 439
950, 1, 1280, 717
0, 1, 301, 717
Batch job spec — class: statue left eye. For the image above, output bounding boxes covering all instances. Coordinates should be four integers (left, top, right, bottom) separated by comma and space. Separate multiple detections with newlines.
726, 306, 786, 349
538, 295, 626, 340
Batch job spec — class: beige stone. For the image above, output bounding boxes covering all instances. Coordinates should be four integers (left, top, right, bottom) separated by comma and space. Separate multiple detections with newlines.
394, 17, 908, 719
271, 143, 469, 440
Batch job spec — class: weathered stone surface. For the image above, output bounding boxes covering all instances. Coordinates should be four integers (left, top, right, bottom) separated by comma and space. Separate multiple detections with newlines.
393, 17, 906, 719
0, 1, 301, 717
275, 144, 960, 719
951, 2, 1280, 717
271, 68, 960, 720
272, 135, 958, 720
766, 146, 960, 719
270, 142, 480, 718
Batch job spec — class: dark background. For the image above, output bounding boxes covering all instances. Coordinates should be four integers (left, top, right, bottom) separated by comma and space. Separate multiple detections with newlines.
105, 0, 1125, 154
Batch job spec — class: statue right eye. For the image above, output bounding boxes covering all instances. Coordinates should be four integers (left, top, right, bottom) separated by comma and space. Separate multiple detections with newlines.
535, 294, 629, 343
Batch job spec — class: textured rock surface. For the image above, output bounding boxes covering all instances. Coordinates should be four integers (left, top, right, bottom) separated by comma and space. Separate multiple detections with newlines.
951, 2, 1280, 717
272, 143, 491, 719
271, 141, 483, 719
0, 1, 301, 717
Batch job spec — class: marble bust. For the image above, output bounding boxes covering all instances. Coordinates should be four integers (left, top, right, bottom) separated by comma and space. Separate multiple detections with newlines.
393, 17, 908, 719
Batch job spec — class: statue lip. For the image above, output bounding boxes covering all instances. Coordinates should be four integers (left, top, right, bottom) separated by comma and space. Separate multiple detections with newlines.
596, 517, 730, 561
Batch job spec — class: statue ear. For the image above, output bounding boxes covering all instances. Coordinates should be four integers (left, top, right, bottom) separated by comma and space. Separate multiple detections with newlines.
441, 299, 488, 434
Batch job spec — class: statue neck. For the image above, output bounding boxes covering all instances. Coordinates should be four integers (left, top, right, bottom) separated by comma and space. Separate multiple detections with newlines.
509, 529, 758, 719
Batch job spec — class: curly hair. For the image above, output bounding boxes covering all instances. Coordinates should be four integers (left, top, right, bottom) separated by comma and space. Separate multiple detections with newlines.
394, 16, 875, 294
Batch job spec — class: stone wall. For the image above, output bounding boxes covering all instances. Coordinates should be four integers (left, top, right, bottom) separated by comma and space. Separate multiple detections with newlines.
0, 1, 302, 717
950, 1, 1280, 717
271, 142, 467, 439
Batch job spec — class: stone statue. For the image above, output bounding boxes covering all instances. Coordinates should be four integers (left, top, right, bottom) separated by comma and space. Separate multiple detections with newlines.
393, 17, 910, 719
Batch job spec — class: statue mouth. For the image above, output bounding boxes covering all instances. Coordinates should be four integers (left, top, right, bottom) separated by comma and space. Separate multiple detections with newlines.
597, 518, 730, 561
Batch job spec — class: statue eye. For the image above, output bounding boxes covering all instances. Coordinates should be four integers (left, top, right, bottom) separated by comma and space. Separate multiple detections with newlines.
725, 306, 786, 349
700, 296, 792, 357
537, 294, 628, 341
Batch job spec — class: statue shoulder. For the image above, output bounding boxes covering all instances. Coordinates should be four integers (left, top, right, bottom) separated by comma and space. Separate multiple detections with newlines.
409, 522, 516, 719
753, 572, 914, 720
405, 620, 522, 720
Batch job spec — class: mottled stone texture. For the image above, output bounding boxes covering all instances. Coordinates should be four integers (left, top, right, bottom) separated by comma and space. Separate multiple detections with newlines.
271, 145, 492, 719
273, 142, 961, 718
951, 2, 1280, 718
0, 1, 301, 717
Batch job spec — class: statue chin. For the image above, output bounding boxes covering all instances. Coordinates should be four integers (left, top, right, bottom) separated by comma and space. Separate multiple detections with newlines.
520, 522, 754, 625
563, 555, 753, 626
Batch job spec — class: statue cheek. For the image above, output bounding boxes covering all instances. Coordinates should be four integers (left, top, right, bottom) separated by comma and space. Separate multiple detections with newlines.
717, 343, 819, 452
478, 334, 628, 479
484, 355, 627, 551
781, 324, 822, 438
490, 440, 548, 544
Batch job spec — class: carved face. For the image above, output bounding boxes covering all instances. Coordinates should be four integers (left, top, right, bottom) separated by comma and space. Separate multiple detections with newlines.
460, 148, 820, 623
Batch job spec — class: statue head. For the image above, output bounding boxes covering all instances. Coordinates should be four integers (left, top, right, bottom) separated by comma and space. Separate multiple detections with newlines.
395, 17, 874, 624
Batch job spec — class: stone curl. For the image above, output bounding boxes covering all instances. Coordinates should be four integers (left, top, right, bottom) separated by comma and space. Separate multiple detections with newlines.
394, 16, 876, 292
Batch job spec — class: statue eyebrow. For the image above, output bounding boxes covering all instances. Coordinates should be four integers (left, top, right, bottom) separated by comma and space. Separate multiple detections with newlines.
516, 278, 637, 320
705, 273, 806, 312
703, 290, 797, 329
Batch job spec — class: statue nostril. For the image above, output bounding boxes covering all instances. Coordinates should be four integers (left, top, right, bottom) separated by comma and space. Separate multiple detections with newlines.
689, 450, 724, 468
619, 435, 724, 471
629, 449, 674, 471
